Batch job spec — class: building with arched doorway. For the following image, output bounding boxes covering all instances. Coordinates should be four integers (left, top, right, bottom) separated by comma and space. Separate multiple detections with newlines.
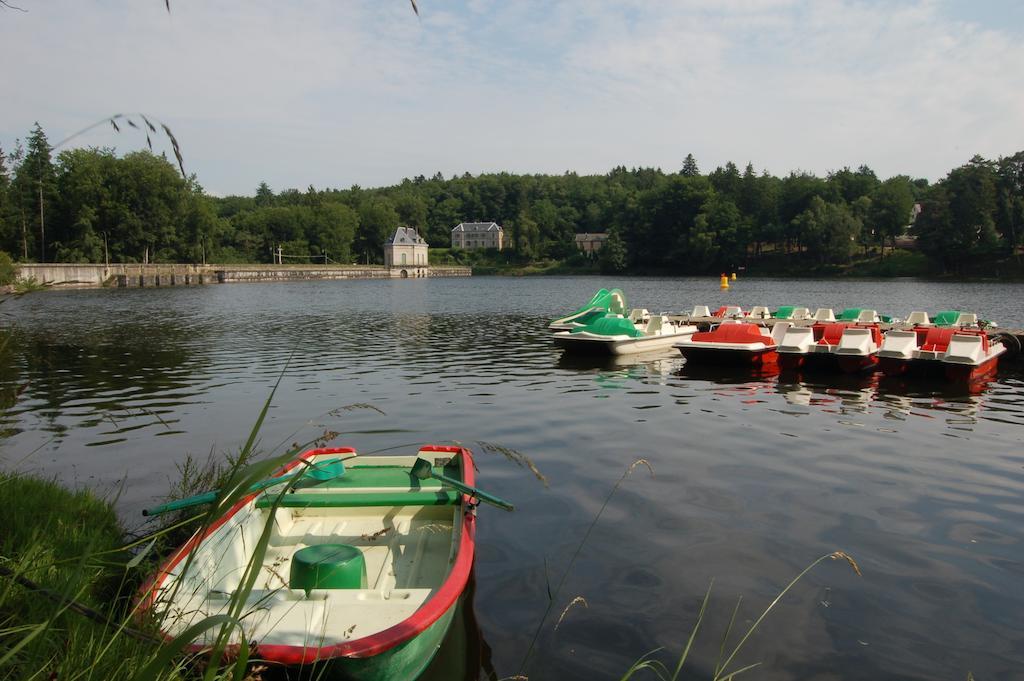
384, 227, 429, 273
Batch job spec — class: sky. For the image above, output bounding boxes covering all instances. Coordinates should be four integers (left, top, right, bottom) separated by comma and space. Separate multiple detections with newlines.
2, 0, 1023, 196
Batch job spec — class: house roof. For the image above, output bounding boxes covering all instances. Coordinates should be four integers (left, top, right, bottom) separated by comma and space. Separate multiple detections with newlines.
452, 221, 503, 233
574, 232, 609, 242
385, 227, 428, 246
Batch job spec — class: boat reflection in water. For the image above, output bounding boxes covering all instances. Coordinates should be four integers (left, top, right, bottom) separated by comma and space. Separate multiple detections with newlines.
556, 349, 680, 386
420, 570, 496, 681
777, 371, 878, 415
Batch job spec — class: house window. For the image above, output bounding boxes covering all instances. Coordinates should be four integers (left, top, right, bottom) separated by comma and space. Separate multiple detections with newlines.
401, 253, 407, 265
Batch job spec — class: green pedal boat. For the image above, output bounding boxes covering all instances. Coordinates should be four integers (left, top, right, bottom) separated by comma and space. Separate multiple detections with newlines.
140, 445, 487, 680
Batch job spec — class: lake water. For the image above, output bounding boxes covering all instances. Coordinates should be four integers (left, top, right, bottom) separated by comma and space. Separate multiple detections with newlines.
2, 276, 1023, 680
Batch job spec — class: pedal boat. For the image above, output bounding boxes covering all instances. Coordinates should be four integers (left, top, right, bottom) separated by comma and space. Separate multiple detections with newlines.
140, 445, 479, 681
777, 322, 883, 373
549, 288, 626, 331
553, 314, 698, 355
877, 327, 1004, 381
673, 321, 790, 367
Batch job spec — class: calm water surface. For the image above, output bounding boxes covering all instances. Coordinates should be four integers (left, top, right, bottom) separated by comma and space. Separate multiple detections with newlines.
2, 276, 1024, 680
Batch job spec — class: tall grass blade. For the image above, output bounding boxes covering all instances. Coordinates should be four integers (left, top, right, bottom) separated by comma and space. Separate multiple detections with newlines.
715, 596, 742, 678
132, 614, 243, 681
714, 552, 861, 680
670, 583, 712, 680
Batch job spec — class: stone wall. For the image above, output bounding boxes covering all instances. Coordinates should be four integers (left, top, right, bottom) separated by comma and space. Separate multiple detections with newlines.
16, 263, 471, 288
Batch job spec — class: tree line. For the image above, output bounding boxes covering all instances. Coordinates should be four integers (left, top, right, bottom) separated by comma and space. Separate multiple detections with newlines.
1, 123, 1021, 274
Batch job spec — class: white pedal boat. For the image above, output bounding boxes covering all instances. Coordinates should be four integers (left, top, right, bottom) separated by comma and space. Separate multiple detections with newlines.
553, 314, 698, 355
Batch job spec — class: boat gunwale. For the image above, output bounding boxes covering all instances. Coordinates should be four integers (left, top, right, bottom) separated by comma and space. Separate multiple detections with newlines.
138, 444, 477, 666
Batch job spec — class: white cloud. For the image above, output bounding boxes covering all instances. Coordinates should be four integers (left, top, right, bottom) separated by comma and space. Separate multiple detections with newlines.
1, 0, 1022, 194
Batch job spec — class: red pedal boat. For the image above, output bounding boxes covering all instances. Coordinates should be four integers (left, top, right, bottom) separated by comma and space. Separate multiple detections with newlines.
673, 322, 790, 367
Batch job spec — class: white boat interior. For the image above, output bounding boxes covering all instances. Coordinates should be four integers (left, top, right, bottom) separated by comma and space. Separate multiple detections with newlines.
905, 311, 931, 327
835, 327, 880, 356
790, 307, 811, 320
721, 306, 744, 319
813, 308, 836, 322
152, 454, 462, 648
945, 335, 1005, 365
953, 313, 978, 327
628, 308, 650, 327
747, 306, 771, 319
778, 326, 816, 355
855, 310, 880, 323
878, 330, 918, 360
689, 305, 711, 318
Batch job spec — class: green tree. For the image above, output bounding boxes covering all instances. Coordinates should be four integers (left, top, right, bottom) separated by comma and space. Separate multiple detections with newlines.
680, 153, 700, 177
946, 156, 999, 254
996, 151, 1024, 260
355, 197, 398, 264
599, 227, 627, 273
914, 185, 959, 272
309, 203, 357, 263
255, 181, 275, 208
393, 193, 428, 229
509, 210, 539, 257
868, 177, 915, 254
694, 193, 745, 268
0, 146, 11, 256
11, 124, 56, 261
827, 165, 880, 203
51, 147, 116, 262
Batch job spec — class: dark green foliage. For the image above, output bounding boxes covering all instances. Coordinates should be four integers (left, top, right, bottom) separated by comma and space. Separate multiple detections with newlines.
599, 228, 627, 273
0, 251, 14, 285
2, 122, 1022, 274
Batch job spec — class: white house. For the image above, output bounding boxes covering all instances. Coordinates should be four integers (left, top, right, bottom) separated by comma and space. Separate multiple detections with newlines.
451, 222, 504, 250
384, 227, 429, 268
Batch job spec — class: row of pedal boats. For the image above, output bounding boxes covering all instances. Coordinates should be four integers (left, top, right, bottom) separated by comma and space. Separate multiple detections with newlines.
549, 291, 1005, 382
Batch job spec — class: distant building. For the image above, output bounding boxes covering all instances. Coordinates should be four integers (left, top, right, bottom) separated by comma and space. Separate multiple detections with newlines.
384, 227, 429, 268
908, 202, 922, 228
574, 232, 608, 255
452, 222, 504, 250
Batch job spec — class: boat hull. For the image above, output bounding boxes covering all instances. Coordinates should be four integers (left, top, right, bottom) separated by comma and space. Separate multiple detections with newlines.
305, 601, 458, 681
554, 331, 695, 355
781, 352, 876, 373
676, 346, 778, 367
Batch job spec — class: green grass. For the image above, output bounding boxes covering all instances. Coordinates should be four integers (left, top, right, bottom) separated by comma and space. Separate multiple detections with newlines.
0, 472, 163, 679
11, 278, 49, 295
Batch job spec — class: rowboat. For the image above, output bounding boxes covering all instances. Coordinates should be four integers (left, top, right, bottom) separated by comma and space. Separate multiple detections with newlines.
674, 321, 791, 367
777, 322, 883, 373
553, 314, 698, 355
140, 445, 484, 681
549, 288, 627, 331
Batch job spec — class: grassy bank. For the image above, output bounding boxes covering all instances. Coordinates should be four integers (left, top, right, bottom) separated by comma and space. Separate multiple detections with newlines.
0, 472, 161, 679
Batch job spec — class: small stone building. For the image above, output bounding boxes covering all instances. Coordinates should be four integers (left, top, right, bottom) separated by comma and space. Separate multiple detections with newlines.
451, 222, 504, 250
574, 232, 608, 255
384, 227, 429, 268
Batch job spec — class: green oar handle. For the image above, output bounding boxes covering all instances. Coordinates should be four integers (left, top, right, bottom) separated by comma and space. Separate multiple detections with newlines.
142, 458, 344, 516
431, 471, 515, 512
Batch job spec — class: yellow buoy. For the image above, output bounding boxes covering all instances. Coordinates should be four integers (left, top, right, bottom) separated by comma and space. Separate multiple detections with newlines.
731, 272, 737, 281
720, 274, 729, 290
